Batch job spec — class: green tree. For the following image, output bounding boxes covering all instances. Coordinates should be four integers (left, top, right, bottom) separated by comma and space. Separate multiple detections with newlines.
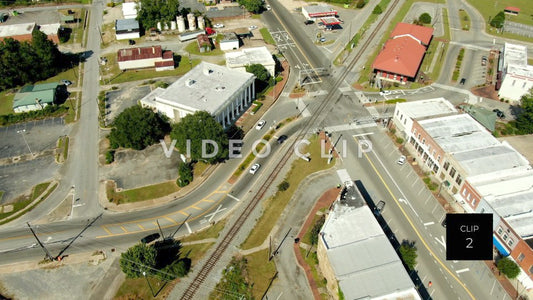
170, 111, 229, 164
419, 13, 432, 24
372, 5, 382, 15
210, 257, 253, 299
278, 181, 289, 191
356, 0, 366, 9
119, 243, 157, 278
497, 257, 520, 279
399, 240, 417, 270
515, 93, 533, 134
177, 162, 193, 187
238, 0, 263, 14
490, 11, 505, 29
108, 106, 170, 150
245, 63, 270, 82
309, 214, 326, 245
137, 0, 181, 29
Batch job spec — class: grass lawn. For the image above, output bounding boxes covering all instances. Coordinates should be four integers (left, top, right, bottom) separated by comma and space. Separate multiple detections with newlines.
240, 135, 334, 250
458, 9, 471, 31
64, 91, 81, 124
299, 247, 329, 299
180, 219, 227, 243
114, 277, 176, 300
58, 8, 86, 45
0, 182, 57, 223
245, 249, 277, 300
466, 0, 533, 27
181, 242, 215, 265
184, 40, 224, 56
0, 90, 15, 116
37, 66, 81, 87
101, 52, 201, 85
260, 28, 275, 45
107, 181, 180, 204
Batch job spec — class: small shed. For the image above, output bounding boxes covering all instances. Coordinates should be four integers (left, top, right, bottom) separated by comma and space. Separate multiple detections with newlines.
219, 33, 239, 51
196, 34, 212, 53
115, 19, 140, 40
504, 6, 520, 16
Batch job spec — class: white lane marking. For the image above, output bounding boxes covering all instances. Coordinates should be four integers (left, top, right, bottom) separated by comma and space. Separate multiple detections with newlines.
399, 198, 420, 218
185, 222, 192, 234
227, 194, 240, 202
456, 268, 470, 274
424, 221, 435, 226
435, 235, 446, 249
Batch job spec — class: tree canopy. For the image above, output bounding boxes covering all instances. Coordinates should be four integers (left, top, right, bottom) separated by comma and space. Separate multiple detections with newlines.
246, 64, 270, 82
170, 111, 229, 164
497, 257, 520, 279
419, 13, 432, 24
399, 240, 418, 271
108, 106, 170, 150
372, 5, 383, 15
490, 11, 505, 29
137, 0, 182, 29
515, 93, 533, 134
0, 30, 68, 91
237, 0, 264, 14
120, 243, 157, 278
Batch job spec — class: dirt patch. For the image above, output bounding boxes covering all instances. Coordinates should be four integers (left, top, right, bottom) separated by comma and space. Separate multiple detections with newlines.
471, 85, 499, 100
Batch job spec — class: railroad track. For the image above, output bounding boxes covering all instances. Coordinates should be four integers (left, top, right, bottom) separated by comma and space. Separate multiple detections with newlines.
180, 1, 400, 298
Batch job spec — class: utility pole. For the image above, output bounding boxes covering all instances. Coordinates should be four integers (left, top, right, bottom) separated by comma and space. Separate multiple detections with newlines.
156, 220, 165, 239
269, 228, 291, 261
171, 214, 191, 238
27, 223, 55, 261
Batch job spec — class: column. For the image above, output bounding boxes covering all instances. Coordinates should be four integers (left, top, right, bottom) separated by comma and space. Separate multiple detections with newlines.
221, 111, 226, 128
252, 81, 255, 100
231, 101, 235, 120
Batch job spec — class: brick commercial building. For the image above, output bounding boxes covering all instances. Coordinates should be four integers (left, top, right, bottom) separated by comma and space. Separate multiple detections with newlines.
117, 45, 174, 71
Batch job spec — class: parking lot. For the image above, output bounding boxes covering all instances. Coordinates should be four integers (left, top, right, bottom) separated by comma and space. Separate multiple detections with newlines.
459, 49, 489, 88
0, 118, 71, 159
105, 84, 154, 124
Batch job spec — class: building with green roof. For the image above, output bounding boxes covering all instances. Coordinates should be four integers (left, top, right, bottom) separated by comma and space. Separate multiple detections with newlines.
13, 83, 59, 113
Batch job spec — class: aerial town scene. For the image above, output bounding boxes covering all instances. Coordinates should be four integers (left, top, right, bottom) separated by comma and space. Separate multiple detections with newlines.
0, 0, 533, 299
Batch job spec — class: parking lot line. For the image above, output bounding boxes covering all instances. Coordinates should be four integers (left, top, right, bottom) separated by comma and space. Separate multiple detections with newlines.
201, 199, 215, 203
119, 226, 127, 233
179, 211, 189, 216
101, 226, 112, 235
137, 224, 145, 230
164, 216, 177, 224
190, 205, 202, 210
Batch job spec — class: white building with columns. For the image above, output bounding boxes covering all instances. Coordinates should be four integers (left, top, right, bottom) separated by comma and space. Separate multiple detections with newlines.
140, 62, 255, 128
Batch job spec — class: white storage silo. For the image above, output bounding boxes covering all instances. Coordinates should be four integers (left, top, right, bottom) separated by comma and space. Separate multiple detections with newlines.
197, 15, 205, 30
177, 15, 186, 32
157, 21, 162, 31
187, 13, 196, 30
171, 21, 176, 30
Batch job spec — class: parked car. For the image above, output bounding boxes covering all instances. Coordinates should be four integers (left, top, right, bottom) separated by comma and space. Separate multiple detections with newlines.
266, 4, 271, 10
376, 200, 386, 213
319, 37, 326, 42
61, 79, 72, 86
304, 19, 314, 25
255, 120, 266, 130
248, 25, 258, 30
379, 90, 391, 96
460, 78, 466, 85
277, 135, 288, 144
397, 155, 406, 165
249, 163, 261, 174
213, 23, 224, 28
128, 39, 135, 45
141, 233, 160, 244
493, 108, 505, 119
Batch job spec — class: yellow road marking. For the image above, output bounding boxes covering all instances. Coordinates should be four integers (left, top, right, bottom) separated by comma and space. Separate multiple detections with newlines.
355, 138, 475, 299
201, 199, 215, 203
179, 211, 189, 216
152, 221, 158, 227
137, 224, 145, 230
190, 205, 202, 210
164, 216, 177, 224
119, 226, 127, 233
101, 226, 112, 235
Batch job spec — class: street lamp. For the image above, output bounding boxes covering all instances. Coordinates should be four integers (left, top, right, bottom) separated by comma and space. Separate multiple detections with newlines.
142, 271, 156, 297
17, 129, 34, 157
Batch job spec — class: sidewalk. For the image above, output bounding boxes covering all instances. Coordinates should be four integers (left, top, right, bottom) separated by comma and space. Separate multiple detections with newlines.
293, 187, 339, 300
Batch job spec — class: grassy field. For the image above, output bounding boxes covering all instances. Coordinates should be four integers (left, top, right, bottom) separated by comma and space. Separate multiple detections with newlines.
101, 52, 201, 85
0, 182, 56, 223
107, 181, 180, 204
0, 90, 15, 116
459, 9, 471, 31
184, 39, 224, 56
466, 0, 533, 27
180, 219, 226, 243
240, 135, 335, 250
260, 28, 275, 45
245, 249, 277, 299
64, 91, 81, 124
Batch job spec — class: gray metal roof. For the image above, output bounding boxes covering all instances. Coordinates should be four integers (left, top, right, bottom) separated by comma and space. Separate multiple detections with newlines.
225, 47, 275, 68
320, 205, 420, 299
115, 18, 139, 31
452, 144, 529, 176
396, 97, 457, 120
419, 114, 499, 154
151, 62, 254, 115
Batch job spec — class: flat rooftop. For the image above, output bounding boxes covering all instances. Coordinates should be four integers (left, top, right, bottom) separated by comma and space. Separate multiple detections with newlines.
506, 63, 533, 78
0, 10, 60, 26
497, 135, 533, 165
452, 144, 529, 177
152, 62, 254, 114
321, 205, 419, 299
419, 114, 499, 154
396, 98, 457, 120
303, 5, 337, 15
225, 46, 274, 67
0, 22, 34, 37
503, 42, 528, 67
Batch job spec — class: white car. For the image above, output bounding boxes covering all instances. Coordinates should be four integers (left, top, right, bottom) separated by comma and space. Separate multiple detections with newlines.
249, 25, 258, 30
379, 90, 392, 96
249, 163, 261, 174
266, 5, 271, 10
255, 120, 266, 130
213, 23, 224, 28
397, 155, 406, 165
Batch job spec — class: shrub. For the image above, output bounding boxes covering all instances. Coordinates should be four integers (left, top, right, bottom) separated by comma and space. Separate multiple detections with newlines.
490, 11, 505, 29
396, 137, 404, 144
372, 5, 382, 14
419, 13, 431, 24
309, 215, 326, 245
278, 181, 289, 191
178, 162, 193, 187
497, 257, 520, 279
105, 150, 115, 164
356, 0, 366, 8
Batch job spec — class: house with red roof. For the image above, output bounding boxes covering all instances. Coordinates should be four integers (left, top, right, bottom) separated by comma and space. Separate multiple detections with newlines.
117, 45, 174, 71
372, 23, 434, 84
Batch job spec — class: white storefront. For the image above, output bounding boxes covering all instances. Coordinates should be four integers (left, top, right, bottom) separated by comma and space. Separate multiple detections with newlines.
140, 62, 255, 128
